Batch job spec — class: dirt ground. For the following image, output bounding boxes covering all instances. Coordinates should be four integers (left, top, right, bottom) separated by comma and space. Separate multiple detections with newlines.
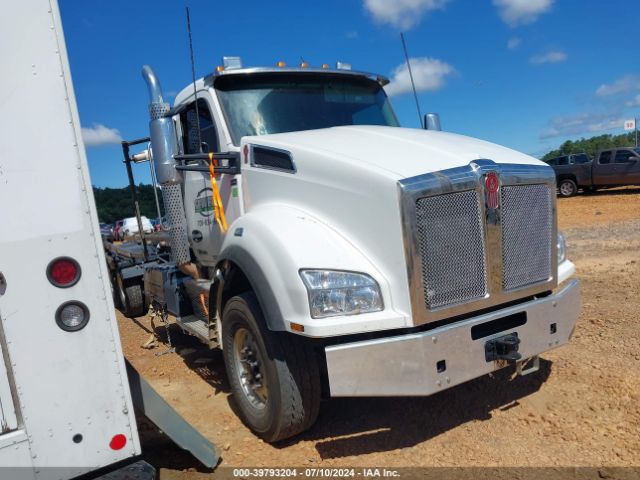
116, 187, 640, 477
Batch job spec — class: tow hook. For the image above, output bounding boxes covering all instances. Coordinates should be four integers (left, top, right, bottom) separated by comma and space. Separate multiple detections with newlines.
485, 333, 522, 362
516, 356, 540, 376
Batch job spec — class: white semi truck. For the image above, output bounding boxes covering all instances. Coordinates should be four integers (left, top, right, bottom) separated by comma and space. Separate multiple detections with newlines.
108, 52, 581, 441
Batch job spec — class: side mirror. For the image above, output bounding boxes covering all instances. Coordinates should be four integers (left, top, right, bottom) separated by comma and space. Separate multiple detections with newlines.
424, 113, 442, 131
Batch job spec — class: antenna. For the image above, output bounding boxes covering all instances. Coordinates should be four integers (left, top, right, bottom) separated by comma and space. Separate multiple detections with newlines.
186, 6, 203, 152
400, 32, 423, 129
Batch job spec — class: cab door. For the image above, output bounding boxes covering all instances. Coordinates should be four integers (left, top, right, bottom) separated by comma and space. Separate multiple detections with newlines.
612, 149, 640, 184
178, 95, 242, 267
592, 150, 616, 185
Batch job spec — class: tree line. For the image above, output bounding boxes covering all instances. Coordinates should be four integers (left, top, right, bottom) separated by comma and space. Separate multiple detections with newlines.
542, 132, 636, 162
93, 184, 164, 224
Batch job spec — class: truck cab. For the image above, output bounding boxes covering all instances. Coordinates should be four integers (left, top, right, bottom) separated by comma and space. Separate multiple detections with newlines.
592, 148, 640, 187
171, 65, 398, 267
126, 58, 581, 443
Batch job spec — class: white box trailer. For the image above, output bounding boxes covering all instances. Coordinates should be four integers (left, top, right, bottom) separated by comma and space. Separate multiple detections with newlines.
0, 1, 215, 478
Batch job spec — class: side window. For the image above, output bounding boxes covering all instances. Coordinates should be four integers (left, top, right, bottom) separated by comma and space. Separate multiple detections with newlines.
614, 150, 634, 163
574, 154, 590, 164
599, 151, 612, 164
557, 156, 569, 165
547, 159, 557, 166
179, 98, 219, 154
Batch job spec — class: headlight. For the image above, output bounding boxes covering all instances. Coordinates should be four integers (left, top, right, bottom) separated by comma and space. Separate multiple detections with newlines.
300, 270, 383, 319
557, 231, 567, 263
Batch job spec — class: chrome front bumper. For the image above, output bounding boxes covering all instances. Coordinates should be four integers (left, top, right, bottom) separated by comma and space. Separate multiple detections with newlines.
325, 279, 580, 397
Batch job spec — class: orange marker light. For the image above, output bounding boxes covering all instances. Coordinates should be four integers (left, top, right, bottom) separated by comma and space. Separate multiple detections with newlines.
300, 62, 309, 68
277, 61, 286, 67
215, 65, 225, 72
321, 63, 330, 69
290, 322, 305, 332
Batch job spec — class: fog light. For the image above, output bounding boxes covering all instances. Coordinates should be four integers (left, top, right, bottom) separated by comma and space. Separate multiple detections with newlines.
557, 232, 567, 264
56, 301, 90, 332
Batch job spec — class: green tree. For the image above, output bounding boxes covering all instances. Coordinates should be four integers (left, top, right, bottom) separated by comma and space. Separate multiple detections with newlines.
93, 184, 164, 224
542, 132, 636, 162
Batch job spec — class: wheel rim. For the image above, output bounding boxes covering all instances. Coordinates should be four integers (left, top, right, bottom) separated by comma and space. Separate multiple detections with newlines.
560, 182, 574, 196
232, 327, 268, 409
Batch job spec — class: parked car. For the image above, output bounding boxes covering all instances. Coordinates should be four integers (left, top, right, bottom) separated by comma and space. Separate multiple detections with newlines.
549, 148, 640, 197
99, 222, 114, 241
111, 219, 124, 241
121, 216, 154, 237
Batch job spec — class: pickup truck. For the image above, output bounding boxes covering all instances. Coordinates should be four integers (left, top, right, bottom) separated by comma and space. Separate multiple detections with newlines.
548, 148, 640, 197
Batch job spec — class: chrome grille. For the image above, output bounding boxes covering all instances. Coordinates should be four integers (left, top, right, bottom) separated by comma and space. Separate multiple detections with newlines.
416, 191, 487, 309
501, 184, 553, 290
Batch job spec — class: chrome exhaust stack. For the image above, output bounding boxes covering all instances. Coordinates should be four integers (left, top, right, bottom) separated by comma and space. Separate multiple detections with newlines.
141, 65, 191, 267
141, 65, 182, 186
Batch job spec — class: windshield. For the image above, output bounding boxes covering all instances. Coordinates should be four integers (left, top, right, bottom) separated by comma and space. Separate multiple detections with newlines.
215, 73, 399, 145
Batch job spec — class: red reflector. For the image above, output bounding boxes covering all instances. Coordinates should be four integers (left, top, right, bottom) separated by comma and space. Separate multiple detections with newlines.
109, 434, 127, 451
47, 257, 81, 288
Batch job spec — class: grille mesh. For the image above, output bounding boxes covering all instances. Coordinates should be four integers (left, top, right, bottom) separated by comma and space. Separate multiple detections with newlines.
501, 184, 553, 290
416, 191, 487, 309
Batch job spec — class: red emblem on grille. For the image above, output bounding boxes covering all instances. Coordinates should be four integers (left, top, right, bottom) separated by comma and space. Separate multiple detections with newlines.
243, 144, 249, 164
485, 171, 500, 209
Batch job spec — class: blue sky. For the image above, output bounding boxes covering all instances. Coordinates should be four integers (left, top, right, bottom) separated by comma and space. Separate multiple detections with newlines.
59, 0, 640, 187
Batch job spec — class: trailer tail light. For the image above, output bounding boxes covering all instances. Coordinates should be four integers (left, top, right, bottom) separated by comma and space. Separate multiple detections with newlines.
109, 434, 127, 450
55, 301, 90, 332
47, 257, 81, 287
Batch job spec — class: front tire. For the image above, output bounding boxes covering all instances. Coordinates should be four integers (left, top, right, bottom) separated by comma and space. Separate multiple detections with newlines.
558, 178, 578, 197
221, 292, 321, 442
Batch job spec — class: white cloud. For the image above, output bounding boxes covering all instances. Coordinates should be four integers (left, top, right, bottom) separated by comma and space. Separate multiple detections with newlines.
81, 123, 122, 146
385, 57, 455, 96
626, 94, 640, 107
530, 50, 567, 65
540, 111, 624, 139
596, 74, 640, 97
493, 0, 553, 26
363, 0, 449, 29
507, 37, 521, 49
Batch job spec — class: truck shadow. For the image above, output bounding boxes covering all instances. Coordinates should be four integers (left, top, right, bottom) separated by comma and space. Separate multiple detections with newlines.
296, 360, 552, 459
152, 323, 230, 394
149, 322, 552, 459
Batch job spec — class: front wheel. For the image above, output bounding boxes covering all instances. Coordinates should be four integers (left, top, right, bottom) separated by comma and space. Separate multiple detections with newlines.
221, 292, 321, 442
558, 178, 578, 197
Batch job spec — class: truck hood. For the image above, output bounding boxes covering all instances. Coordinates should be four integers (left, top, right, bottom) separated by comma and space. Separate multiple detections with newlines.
247, 125, 544, 179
